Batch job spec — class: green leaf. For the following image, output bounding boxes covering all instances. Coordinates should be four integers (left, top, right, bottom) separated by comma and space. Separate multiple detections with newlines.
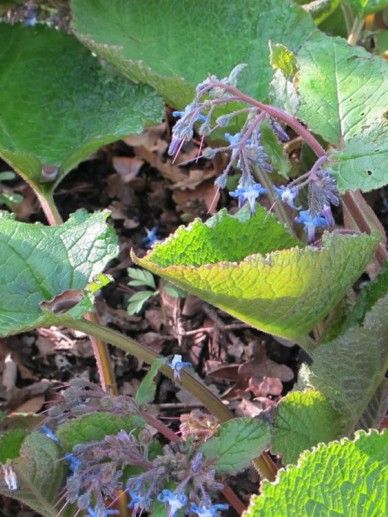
0, 210, 118, 336
310, 294, 388, 431
200, 417, 271, 475
56, 412, 145, 452
296, 33, 388, 192
0, 432, 65, 517
344, 261, 388, 329
127, 267, 156, 289
260, 120, 291, 177
0, 429, 27, 463
0, 23, 163, 195
271, 389, 342, 464
269, 42, 297, 77
71, 0, 316, 107
135, 357, 167, 406
133, 207, 379, 341
127, 290, 155, 315
246, 430, 388, 516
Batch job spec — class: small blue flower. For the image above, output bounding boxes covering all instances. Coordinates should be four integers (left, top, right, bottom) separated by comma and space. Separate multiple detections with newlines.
40, 424, 59, 443
224, 132, 241, 147
191, 502, 229, 516
229, 182, 267, 213
295, 210, 328, 242
158, 489, 187, 517
274, 186, 300, 210
170, 354, 191, 381
64, 453, 82, 472
127, 488, 151, 511
143, 227, 159, 248
87, 505, 119, 517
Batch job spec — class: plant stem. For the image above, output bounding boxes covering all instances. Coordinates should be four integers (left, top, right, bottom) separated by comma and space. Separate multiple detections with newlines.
35, 191, 118, 394
253, 165, 296, 236
63, 317, 278, 481
36, 192, 63, 226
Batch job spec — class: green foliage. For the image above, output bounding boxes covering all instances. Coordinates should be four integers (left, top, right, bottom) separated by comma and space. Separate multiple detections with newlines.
128, 268, 156, 289
134, 207, 378, 342
309, 294, 388, 431
56, 412, 145, 452
0, 23, 163, 196
135, 358, 167, 406
127, 290, 155, 315
271, 390, 342, 464
0, 210, 118, 336
344, 0, 388, 15
246, 430, 388, 516
71, 0, 316, 107
260, 121, 291, 177
0, 432, 65, 517
296, 33, 388, 192
200, 418, 271, 475
0, 428, 27, 463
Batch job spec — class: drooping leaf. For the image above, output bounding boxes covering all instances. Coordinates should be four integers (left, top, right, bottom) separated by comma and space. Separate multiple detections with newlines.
260, 121, 291, 177
0, 23, 163, 195
135, 358, 167, 406
296, 33, 388, 192
271, 390, 342, 464
71, 0, 316, 107
0, 210, 118, 336
0, 432, 65, 517
56, 412, 145, 452
310, 294, 388, 431
0, 429, 28, 463
133, 207, 378, 342
200, 417, 271, 475
246, 430, 388, 516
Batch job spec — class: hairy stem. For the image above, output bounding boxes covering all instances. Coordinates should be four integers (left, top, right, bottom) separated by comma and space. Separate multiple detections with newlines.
63, 317, 278, 481
35, 191, 117, 394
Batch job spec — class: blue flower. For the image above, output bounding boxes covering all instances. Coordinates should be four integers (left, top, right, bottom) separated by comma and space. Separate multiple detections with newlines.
229, 182, 267, 213
87, 505, 119, 517
191, 502, 229, 516
224, 132, 242, 147
64, 453, 82, 472
143, 226, 160, 248
274, 186, 300, 210
170, 354, 191, 381
40, 424, 59, 443
295, 210, 328, 242
158, 489, 187, 517
127, 488, 151, 512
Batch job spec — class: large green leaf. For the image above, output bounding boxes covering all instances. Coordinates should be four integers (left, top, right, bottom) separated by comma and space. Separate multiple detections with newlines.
133, 208, 378, 342
57, 412, 145, 452
0, 23, 163, 195
271, 390, 342, 464
296, 33, 388, 192
0, 210, 118, 336
71, 0, 316, 108
309, 294, 388, 431
245, 430, 388, 516
0, 432, 65, 517
0, 428, 28, 463
200, 417, 271, 475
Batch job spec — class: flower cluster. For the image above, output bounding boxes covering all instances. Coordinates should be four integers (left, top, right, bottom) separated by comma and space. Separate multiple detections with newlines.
169, 65, 339, 242
41, 415, 229, 517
